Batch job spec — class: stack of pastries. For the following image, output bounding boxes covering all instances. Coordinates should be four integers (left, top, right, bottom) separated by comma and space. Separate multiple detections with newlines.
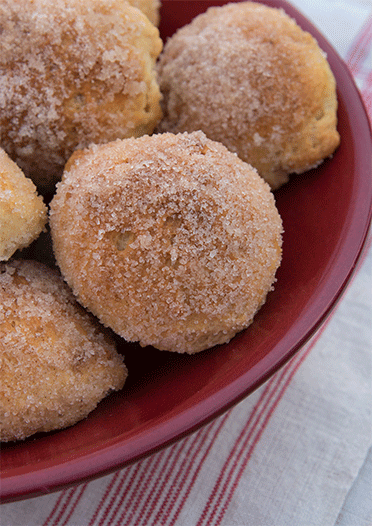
0, 1, 339, 441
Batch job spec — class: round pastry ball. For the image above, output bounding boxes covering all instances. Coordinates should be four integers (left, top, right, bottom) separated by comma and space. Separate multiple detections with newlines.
50, 131, 283, 354
0, 259, 127, 442
157, 1, 340, 190
0, 148, 47, 261
0, 0, 163, 192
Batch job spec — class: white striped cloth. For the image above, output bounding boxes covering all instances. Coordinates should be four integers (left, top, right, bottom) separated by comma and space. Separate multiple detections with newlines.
2, 1, 371, 524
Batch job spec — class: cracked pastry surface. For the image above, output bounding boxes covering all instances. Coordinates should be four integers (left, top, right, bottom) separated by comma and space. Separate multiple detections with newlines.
0, 259, 127, 442
50, 131, 283, 354
157, 1, 340, 190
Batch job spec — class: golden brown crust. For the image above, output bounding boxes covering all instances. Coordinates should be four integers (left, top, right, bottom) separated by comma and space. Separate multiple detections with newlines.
50, 131, 283, 354
127, 0, 161, 26
0, 149, 47, 261
157, 1, 340, 190
0, 0, 163, 192
0, 259, 127, 442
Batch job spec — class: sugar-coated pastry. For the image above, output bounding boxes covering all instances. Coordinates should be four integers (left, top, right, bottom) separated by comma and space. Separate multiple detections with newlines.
157, 1, 340, 190
50, 131, 283, 354
0, 0, 163, 192
0, 259, 127, 442
0, 148, 47, 261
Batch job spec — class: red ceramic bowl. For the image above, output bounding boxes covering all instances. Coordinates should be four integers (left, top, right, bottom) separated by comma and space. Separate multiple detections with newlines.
1, 0, 371, 503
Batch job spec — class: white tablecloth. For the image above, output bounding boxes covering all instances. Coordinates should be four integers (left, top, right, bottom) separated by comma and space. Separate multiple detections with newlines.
1, 1, 371, 524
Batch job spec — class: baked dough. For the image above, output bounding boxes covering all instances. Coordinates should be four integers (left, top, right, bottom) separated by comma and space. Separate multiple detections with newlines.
128, 0, 161, 26
50, 131, 283, 354
0, 259, 127, 442
157, 1, 340, 189
0, 148, 47, 261
0, 0, 163, 192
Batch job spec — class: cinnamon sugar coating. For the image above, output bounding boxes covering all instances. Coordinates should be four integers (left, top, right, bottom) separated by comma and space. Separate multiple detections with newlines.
157, 1, 340, 190
0, 0, 163, 192
0, 259, 127, 442
50, 131, 283, 354
0, 148, 47, 261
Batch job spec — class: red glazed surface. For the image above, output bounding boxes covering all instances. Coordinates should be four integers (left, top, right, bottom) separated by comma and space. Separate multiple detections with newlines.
1, 0, 371, 503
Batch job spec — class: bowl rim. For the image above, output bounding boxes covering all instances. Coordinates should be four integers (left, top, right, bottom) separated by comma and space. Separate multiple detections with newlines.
2, 0, 372, 503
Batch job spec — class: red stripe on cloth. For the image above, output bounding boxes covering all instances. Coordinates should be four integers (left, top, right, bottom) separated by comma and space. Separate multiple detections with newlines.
162, 415, 231, 526
123, 374, 280, 526
346, 15, 372, 75
59, 483, 88, 526
148, 412, 232, 526
214, 353, 312, 526
107, 445, 182, 526
128, 378, 273, 526
195, 355, 303, 526
133, 429, 213, 526
120, 447, 178, 526
118, 419, 226, 526
42, 489, 68, 526
96, 461, 144, 525
87, 471, 121, 526
94, 402, 233, 525
196, 320, 332, 526
166, 381, 277, 526
131, 440, 198, 526
43, 486, 76, 526
98, 454, 165, 525
86, 393, 240, 525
